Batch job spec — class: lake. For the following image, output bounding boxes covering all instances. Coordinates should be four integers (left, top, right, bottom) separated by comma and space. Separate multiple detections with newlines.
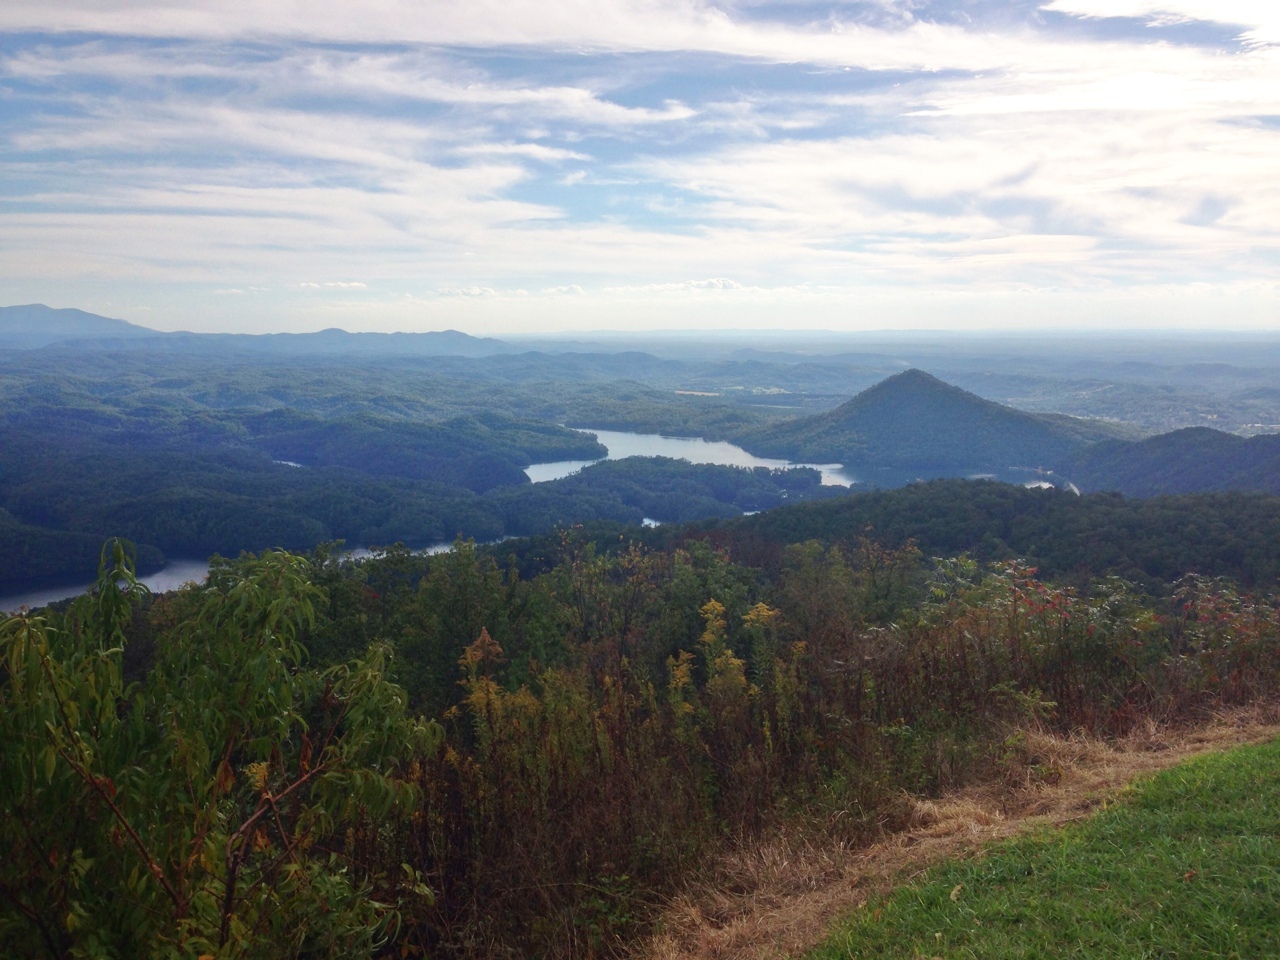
0, 558, 213, 615
525, 428, 857, 486
0, 542, 461, 615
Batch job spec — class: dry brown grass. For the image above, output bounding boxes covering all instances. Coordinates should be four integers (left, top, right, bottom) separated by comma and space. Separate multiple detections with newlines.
637, 703, 1280, 960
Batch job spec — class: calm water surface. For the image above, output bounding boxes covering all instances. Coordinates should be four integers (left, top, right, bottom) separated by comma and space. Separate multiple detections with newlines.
526, 428, 856, 486
1, 559, 213, 614
0, 542, 460, 614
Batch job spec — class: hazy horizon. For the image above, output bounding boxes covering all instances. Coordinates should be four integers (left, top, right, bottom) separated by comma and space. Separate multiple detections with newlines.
14, 301, 1280, 342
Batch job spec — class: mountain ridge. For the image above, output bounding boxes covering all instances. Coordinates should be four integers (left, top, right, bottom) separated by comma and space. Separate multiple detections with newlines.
0, 304, 516, 358
0, 304, 157, 349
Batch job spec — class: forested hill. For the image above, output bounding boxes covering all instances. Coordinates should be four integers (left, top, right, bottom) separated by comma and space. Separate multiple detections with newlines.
738, 369, 1121, 475
677, 479, 1280, 591
1062, 427, 1280, 497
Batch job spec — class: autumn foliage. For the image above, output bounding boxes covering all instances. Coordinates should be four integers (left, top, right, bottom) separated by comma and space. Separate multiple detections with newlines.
3, 534, 1279, 957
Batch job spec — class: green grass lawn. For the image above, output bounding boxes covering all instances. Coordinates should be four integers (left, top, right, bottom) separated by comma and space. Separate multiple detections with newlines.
807, 738, 1280, 960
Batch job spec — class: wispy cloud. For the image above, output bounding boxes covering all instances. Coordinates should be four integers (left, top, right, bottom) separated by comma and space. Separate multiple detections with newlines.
1045, 1, 1280, 45
605, 278, 745, 292
0, 2, 1278, 331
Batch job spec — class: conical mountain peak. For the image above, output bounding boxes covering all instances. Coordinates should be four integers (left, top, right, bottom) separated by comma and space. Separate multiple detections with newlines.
872, 368, 947, 389
742, 369, 1091, 475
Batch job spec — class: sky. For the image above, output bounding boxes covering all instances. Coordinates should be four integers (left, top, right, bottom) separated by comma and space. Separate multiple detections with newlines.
1, 1, 1279, 335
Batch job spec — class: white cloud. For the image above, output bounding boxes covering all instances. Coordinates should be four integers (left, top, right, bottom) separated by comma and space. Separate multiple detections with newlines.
1044, 1, 1280, 45
0, 1, 1189, 73
2, 2, 1280, 331
437, 286, 502, 297
457, 143, 591, 162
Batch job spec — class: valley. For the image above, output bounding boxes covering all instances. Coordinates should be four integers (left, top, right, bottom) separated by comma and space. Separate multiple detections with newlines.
4, 305, 1280, 595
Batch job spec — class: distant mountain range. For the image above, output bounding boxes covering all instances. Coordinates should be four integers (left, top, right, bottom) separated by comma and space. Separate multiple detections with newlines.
0, 304, 516, 358
0, 304, 156, 349
6, 304, 1280, 501
738, 369, 1127, 480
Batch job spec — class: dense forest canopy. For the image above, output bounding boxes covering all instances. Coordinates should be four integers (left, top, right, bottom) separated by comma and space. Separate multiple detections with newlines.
1062, 427, 1280, 496
3, 523, 1278, 957
691, 479, 1280, 592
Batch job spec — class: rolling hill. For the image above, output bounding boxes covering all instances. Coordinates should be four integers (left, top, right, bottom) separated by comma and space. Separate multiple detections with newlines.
1062, 427, 1280, 496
